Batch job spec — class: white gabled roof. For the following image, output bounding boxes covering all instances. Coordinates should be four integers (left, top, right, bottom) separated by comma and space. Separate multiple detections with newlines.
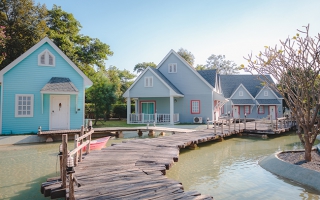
0, 37, 93, 86
156, 49, 214, 90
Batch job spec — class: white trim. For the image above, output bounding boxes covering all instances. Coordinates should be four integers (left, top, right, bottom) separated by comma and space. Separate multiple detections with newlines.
230, 84, 255, 99
38, 49, 55, 66
144, 76, 153, 87
0, 37, 92, 87
49, 95, 70, 130
168, 63, 177, 73
156, 49, 214, 90
123, 67, 184, 98
41, 91, 79, 95
15, 94, 34, 117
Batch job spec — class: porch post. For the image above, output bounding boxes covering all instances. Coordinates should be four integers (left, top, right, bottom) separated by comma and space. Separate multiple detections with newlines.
170, 96, 174, 125
127, 97, 131, 124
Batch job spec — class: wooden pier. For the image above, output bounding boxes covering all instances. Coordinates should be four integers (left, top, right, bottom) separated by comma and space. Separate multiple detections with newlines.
41, 118, 295, 199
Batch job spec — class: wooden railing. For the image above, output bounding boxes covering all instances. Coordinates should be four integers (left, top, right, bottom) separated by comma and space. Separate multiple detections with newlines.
59, 125, 94, 200
129, 113, 179, 123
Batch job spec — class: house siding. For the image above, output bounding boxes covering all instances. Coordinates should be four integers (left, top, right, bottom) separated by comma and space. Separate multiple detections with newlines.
129, 70, 170, 98
2, 43, 85, 134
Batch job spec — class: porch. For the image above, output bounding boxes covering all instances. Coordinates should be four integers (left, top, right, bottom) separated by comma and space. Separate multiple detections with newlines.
129, 113, 180, 124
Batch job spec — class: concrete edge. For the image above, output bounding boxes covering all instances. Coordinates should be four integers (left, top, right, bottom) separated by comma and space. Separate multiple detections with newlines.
259, 151, 320, 192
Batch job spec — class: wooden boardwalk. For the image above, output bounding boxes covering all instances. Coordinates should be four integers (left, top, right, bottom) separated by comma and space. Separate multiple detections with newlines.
41, 120, 296, 199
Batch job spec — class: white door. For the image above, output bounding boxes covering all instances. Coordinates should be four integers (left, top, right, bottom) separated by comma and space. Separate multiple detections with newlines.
269, 106, 276, 120
50, 95, 70, 130
233, 106, 240, 119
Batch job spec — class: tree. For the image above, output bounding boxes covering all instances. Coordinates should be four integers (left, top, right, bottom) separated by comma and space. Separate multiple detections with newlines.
205, 54, 240, 74
105, 66, 135, 103
195, 64, 206, 71
244, 25, 320, 162
0, 0, 48, 69
0, 26, 7, 64
86, 71, 117, 125
47, 5, 113, 76
177, 48, 195, 66
133, 62, 156, 74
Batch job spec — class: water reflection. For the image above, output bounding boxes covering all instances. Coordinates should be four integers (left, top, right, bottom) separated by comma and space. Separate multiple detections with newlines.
166, 133, 320, 200
0, 132, 319, 200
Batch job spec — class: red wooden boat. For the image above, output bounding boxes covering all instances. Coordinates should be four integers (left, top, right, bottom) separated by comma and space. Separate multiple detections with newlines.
81, 136, 110, 151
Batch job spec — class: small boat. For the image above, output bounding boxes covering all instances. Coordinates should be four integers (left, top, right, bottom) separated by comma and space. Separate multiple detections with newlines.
81, 136, 110, 151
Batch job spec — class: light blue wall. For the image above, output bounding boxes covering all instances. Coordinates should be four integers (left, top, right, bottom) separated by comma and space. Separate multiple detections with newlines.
256, 87, 277, 99
129, 70, 170, 97
2, 42, 85, 134
232, 86, 252, 99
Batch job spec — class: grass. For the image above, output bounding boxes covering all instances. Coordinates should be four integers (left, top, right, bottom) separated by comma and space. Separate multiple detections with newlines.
92, 119, 144, 128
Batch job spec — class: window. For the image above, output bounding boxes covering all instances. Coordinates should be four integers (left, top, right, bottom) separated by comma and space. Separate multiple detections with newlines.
244, 105, 250, 114
191, 100, 200, 114
168, 63, 177, 73
264, 91, 268, 96
38, 49, 55, 66
144, 76, 153, 87
239, 91, 243, 96
15, 94, 34, 117
258, 106, 265, 114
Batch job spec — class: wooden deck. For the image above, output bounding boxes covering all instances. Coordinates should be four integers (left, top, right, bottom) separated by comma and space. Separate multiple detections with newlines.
41, 120, 296, 199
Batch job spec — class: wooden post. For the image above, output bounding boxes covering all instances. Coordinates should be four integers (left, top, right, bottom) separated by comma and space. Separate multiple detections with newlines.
69, 173, 75, 200
221, 119, 224, 134
244, 116, 246, 129
275, 118, 278, 130
228, 118, 231, 134
74, 134, 79, 166
255, 121, 257, 130
238, 117, 240, 131
233, 118, 236, 133
59, 155, 62, 181
86, 133, 91, 154
79, 126, 84, 163
62, 134, 68, 189
214, 120, 216, 135
207, 119, 209, 129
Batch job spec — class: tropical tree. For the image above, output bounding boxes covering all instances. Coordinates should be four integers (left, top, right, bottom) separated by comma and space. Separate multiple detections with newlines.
86, 71, 117, 124
47, 5, 113, 76
204, 54, 240, 74
0, 0, 48, 69
105, 66, 135, 103
0, 26, 7, 64
244, 25, 320, 162
177, 48, 195, 66
133, 62, 156, 74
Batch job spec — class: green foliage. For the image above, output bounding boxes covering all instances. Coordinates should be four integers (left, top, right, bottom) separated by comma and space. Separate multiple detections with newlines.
195, 64, 206, 71
0, 26, 7, 64
133, 62, 156, 74
204, 54, 240, 74
177, 48, 195, 66
86, 71, 117, 124
47, 5, 113, 77
0, 0, 48, 69
112, 104, 135, 118
105, 66, 135, 103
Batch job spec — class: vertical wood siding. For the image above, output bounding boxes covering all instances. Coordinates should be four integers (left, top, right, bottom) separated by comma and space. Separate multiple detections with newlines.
2, 43, 85, 134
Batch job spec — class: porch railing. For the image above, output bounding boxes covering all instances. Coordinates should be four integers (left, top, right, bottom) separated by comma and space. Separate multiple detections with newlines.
129, 113, 179, 123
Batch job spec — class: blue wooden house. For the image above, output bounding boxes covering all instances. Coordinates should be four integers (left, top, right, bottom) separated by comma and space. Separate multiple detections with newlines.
217, 75, 283, 119
0, 37, 92, 134
123, 50, 226, 124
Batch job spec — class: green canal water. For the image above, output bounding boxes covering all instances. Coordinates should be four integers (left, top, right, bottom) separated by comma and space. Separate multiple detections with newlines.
0, 132, 319, 200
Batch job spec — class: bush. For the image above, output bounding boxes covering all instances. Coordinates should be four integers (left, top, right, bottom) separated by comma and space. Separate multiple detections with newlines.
112, 104, 135, 118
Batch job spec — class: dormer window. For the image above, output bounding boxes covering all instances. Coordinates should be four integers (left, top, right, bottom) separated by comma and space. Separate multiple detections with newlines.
144, 76, 153, 87
38, 49, 55, 66
168, 63, 177, 73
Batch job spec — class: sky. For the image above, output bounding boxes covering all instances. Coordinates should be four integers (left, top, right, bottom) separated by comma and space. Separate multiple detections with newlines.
35, 0, 320, 74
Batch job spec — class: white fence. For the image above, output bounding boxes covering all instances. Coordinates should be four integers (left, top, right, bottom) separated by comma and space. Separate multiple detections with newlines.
129, 113, 179, 123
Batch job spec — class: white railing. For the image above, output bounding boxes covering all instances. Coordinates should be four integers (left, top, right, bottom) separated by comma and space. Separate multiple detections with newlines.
129, 113, 179, 123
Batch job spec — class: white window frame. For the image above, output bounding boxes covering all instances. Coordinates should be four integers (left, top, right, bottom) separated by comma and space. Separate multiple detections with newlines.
38, 49, 55, 66
264, 91, 268, 96
239, 91, 243, 96
168, 63, 177, 73
144, 76, 153, 87
15, 94, 34, 117
191, 100, 200, 114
